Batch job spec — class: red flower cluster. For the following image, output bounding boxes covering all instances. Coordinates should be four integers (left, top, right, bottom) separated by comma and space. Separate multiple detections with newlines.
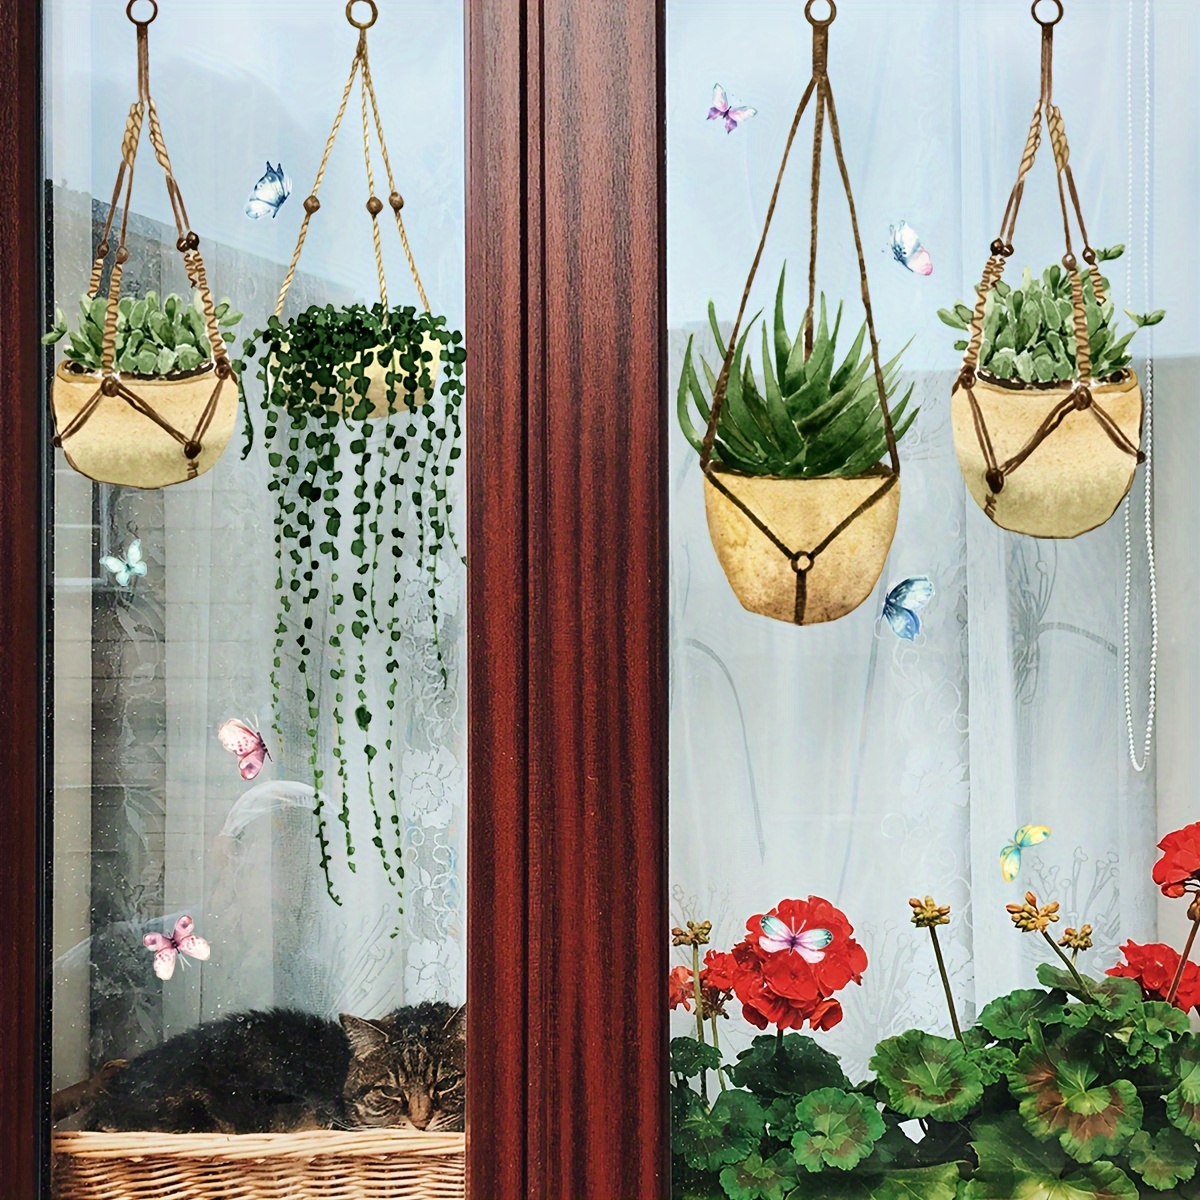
730, 897, 867, 1033
1152, 823, 1200, 898
668, 951, 739, 1019
1107, 940, 1200, 1012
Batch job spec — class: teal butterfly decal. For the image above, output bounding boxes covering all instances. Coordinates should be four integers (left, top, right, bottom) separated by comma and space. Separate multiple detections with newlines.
100, 539, 148, 588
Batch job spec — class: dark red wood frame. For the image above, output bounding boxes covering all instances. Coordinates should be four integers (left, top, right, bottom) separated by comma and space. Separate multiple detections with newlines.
0, 1, 667, 1196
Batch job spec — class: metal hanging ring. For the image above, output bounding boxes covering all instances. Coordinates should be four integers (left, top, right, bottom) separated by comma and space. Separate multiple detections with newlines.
125, 0, 158, 26
1031, 0, 1064, 28
346, 0, 378, 29
804, 0, 837, 28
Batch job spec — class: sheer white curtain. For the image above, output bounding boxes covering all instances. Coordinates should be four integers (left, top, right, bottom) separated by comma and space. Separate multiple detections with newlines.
668, 0, 1196, 1079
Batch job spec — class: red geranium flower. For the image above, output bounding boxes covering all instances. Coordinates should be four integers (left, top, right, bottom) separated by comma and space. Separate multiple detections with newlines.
1153, 823, 1200, 898
729, 896, 866, 1033
668, 964, 695, 1011
701, 950, 738, 993
1107, 940, 1200, 1012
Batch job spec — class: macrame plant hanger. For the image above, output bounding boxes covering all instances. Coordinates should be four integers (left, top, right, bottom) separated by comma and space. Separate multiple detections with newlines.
273, 0, 430, 333
700, 0, 901, 626
52, 0, 236, 489
951, 0, 1144, 538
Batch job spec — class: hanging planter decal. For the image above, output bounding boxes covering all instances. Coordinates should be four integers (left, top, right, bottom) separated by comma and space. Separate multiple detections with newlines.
948, 0, 1163, 539
46, 1, 240, 490
235, 0, 465, 908
679, 0, 915, 626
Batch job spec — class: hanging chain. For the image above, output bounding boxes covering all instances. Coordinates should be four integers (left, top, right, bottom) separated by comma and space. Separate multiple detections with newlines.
1122, 0, 1157, 772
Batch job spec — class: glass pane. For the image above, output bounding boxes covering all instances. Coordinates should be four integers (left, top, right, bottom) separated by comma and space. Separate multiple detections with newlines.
668, 1, 1196, 1192
47, 0, 466, 1189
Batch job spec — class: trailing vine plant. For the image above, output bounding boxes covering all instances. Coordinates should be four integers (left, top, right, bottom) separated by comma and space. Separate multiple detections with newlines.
236, 301, 465, 908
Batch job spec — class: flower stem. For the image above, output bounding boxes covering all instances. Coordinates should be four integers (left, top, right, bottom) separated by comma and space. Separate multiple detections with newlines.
775, 1025, 784, 1055
1042, 930, 1092, 998
928, 926, 963, 1042
691, 943, 708, 1103
709, 1016, 728, 1092
1167, 912, 1200, 1006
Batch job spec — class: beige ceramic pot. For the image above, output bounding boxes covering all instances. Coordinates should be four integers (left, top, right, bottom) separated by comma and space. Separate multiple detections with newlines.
51, 361, 237, 489
703, 464, 900, 625
293, 337, 443, 419
951, 370, 1143, 538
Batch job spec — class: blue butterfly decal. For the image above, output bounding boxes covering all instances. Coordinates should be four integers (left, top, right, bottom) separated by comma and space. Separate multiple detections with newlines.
245, 162, 292, 220
881, 576, 934, 641
1000, 824, 1051, 882
100, 539, 148, 588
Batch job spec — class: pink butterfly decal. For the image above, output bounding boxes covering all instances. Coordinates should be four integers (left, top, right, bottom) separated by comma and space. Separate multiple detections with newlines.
708, 84, 757, 134
218, 718, 272, 780
759, 914, 833, 963
143, 915, 211, 981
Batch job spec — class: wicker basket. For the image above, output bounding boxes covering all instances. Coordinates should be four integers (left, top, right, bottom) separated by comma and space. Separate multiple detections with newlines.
52, 1129, 465, 1200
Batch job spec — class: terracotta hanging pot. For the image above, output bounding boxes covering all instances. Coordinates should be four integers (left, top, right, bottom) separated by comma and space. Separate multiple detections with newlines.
704, 467, 900, 625
951, 370, 1142, 538
52, 361, 236, 490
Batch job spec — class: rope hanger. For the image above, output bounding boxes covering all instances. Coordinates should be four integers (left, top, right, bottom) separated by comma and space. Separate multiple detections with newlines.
953, 0, 1143, 520
699, 0, 901, 625
54, 0, 233, 478
273, 0, 430, 319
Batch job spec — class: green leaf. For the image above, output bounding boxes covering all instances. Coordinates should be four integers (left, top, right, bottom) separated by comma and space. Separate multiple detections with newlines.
1167, 1034, 1200, 1139
671, 1036, 723, 1080
1095, 244, 1126, 262
963, 1113, 1137, 1200
354, 704, 371, 732
780, 1165, 960, 1200
1013, 349, 1035, 382
967, 1042, 1018, 1088
870, 1030, 984, 1121
719, 1150, 798, 1200
1122, 1000, 1191, 1063
679, 1090, 766, 1173
155, 347, 177, 376
1035, 966, 1140, 1015
937, 306, 969, 330
1008, 1028, 1142, 1162
730, 1033, 849, 1099
790, 1087, 884, 1173
1127, 1127, 1197, 1191
977, 988, 1068, 1042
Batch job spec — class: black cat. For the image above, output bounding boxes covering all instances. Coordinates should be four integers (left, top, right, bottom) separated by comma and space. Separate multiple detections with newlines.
84, 1002, 465, 1134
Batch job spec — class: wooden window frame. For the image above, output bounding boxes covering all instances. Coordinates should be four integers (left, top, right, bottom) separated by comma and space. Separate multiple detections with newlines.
0, 1, 668, 1196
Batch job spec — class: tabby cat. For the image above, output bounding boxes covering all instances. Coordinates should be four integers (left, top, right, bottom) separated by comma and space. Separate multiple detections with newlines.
83, 1001, 465, 1134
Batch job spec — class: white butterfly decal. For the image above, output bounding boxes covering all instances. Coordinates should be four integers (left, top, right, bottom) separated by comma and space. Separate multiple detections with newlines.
100, 539, 148, 587
889, 220, 933, 276
759, 914, 833, 962
708, 84, 757, 134
245, 161, 292, 220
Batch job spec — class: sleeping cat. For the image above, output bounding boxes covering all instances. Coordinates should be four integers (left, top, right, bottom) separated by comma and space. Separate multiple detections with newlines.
83, 1001, 465, 1134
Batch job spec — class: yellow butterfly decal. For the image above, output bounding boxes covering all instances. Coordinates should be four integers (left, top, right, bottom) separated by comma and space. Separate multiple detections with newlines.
1000, 824, 1051, 882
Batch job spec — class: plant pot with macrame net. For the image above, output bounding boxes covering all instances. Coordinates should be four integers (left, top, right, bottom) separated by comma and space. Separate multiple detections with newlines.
678, 0, 916, 626
46, 8, 239, 490
946, 0, 1159, 539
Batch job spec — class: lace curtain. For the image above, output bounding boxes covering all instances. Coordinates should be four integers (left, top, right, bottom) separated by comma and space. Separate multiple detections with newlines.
667, 0, 1194, 1079
49, 0, 465, 1088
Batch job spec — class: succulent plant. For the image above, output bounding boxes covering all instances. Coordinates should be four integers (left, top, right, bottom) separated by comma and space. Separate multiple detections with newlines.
43, 291, 242, 376
678, 265, 916, 479
939, 245, 1164, 385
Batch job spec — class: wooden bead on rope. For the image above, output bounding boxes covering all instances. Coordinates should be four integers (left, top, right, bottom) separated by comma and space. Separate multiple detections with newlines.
303, 195, 321, 214
389, 191, 404, 212
366, 195, 383, 216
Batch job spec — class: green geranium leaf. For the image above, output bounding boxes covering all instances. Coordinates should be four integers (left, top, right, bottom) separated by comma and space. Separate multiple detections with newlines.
730, 1033, 849, 1099
869, 1029, 984, 1121
780, 1164, 960, 1200
1036, 966, 1140, 1014
671, 1036, 724, 1080
964, 1112, 1138, 1200
1127, 1126, 1197, 1191
1009, 1029, 1142, 1162
978, 988, 1069, 1041
719, 1150, 799, 1200
673, 1162, 727, 1200
967, 1042, 1018, 1088
1167, 1033, 1200, 1138
790, 1087, 884, 1173
1124, 1000, 1191, 1062
679, 1090, 766, 1172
